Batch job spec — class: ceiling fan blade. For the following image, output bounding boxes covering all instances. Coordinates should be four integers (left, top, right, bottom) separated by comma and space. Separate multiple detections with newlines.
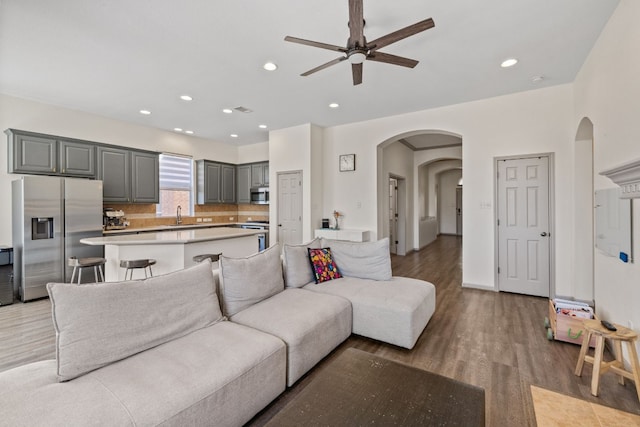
285, 36, 347, 53
368, 18, 435, 51
301, 56, 347, 76
367, 51, 419, 68
348, 0, 365, 47
352, 63, 363, 85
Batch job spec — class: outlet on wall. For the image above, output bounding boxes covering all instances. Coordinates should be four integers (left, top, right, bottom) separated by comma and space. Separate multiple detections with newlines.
196, 218, 203, 223
629, 320, 634, 330
229, 216, 234, 221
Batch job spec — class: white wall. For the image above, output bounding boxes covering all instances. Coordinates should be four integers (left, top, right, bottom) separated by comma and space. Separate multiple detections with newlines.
321, 84, 573, 291
438, 169, 462, 234
237, 142, 269, 164
573, 0, 640, 336
0, 93, 238, 246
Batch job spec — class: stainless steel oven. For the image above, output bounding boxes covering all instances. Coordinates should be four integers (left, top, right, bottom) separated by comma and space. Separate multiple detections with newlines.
250, 187, 269, 205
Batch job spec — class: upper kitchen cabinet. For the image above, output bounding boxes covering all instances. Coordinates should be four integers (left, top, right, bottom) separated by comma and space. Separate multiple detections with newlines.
130, 151, 159, 203
196, 160, 236, 204
59, 140, 95, 177
251, 162, 269, 187
98, 146, 158, 203
236, 164, 251, 204
7, 129, 96, 177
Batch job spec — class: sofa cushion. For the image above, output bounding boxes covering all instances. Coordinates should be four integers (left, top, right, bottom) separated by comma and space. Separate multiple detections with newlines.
321, 237, 392, 281
219, 244, 284, 317
304, 276, 436, 349
230, 288, 352, 386
283, 238, 321, 288
308, 247, 342, 283
47, 260, 222, 382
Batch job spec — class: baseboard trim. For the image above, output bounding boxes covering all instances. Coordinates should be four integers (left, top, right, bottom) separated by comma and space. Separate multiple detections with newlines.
462, 282, 498, 292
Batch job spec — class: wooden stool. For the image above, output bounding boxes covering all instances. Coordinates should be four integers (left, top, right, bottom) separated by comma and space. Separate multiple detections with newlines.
119, 259, 156, 280
68, 256, 106, 284
574, 319, 640, 402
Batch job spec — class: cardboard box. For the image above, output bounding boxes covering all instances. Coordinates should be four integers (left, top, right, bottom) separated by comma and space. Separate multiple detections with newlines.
548, 300, 597, 347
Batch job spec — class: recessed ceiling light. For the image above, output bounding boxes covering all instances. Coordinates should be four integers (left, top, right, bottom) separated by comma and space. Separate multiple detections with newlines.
259, 124, 268, 129
329, 103, 340, 109
501, 58, 518, 68
230, 134, 238, 138
174, 127, 183, 132
223, 108, 233, 114
263, 62, 278, 71
185, 130, 194, 135
180, 95, 193, 101
139, 109, 151, 115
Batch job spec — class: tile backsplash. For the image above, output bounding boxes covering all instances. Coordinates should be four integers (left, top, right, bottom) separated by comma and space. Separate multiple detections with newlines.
104, 203, 269, 229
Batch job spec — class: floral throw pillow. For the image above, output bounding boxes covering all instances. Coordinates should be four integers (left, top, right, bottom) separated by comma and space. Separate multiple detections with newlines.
307, 247, 342, 283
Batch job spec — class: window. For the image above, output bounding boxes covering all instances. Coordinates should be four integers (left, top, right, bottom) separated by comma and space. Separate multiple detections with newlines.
156, 153, 193, 217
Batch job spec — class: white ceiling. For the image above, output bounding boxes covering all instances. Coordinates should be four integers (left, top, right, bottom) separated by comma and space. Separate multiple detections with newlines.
0, 0, 619, 146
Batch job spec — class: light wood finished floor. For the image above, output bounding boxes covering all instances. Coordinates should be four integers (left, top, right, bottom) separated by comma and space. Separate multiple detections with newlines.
1, 236, 639, 426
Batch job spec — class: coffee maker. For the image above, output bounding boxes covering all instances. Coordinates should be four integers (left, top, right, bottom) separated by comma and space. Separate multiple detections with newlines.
103, 208, 127, 230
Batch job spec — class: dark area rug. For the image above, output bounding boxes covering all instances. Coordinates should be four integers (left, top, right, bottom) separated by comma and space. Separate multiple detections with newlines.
265, 348, 485, 426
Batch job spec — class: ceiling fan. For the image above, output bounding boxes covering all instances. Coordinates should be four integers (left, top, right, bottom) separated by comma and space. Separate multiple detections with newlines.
284, 0, 435, 86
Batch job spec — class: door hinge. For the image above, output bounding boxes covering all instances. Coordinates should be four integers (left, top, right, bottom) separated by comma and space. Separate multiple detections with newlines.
497, 219, 500, 226
395, 240, 399, 244
497, 267, 501, 274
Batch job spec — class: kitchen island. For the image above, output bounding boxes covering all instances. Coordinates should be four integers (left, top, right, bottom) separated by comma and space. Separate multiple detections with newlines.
81, 227, 266, 281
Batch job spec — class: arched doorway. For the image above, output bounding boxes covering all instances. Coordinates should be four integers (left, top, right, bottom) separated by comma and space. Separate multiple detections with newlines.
376, 130, 462, 254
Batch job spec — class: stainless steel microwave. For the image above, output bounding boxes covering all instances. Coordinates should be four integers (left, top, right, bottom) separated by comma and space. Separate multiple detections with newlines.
250, 187, 269, 204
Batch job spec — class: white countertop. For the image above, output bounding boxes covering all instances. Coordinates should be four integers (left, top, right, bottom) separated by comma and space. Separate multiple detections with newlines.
103, 222, 268, 235
82, 227, 267, 246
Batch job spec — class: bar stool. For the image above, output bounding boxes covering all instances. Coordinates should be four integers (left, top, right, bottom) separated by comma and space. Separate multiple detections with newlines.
192, 253, 221, 263
119, 259, 156, 280
68, 256, 106, 284
575, 319, 640, 402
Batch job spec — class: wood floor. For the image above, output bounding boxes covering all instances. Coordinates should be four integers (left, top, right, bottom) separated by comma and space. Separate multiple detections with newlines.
1, 235, 639, 426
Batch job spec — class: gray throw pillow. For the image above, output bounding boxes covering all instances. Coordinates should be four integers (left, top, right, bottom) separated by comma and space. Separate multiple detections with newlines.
219, 244, 284, 317
283, 238, 321, 288
47, 260, 223, 382
320, 237, 393, 281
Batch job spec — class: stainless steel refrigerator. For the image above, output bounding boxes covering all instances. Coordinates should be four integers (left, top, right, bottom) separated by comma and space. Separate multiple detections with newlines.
12, 176, 104, 301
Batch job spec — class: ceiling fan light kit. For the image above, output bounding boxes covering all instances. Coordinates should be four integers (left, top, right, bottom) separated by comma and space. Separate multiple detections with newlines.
285, 0, 435, 85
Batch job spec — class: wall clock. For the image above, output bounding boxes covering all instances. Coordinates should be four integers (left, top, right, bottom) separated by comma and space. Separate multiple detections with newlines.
339, 154, 356, 172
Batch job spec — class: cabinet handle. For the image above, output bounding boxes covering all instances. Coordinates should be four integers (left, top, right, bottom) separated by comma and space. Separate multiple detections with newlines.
62, 168, 65, 174
52, 167, 56, 173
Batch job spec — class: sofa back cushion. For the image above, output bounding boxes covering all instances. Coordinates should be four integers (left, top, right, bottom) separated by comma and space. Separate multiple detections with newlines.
320, 238, 393, 281
219, 244, 284, 317
283, 238, 321, 288
47, 260, 223, 382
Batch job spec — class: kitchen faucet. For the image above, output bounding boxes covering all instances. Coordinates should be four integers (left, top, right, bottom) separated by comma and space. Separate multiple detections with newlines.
176, 205, 182, 225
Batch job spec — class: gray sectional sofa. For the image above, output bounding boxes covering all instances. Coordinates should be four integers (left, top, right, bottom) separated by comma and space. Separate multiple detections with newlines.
0, 238, 436, 426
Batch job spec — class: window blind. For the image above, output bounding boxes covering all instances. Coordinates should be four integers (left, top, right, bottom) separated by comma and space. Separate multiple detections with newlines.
159, 154, 192, 190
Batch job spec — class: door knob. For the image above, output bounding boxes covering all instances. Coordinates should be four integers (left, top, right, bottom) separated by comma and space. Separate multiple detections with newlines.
540, 232, 548, 237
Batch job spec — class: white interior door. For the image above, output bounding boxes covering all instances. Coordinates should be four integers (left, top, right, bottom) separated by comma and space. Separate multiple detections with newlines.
497, 156, 550, 297
277, 171, 302, 245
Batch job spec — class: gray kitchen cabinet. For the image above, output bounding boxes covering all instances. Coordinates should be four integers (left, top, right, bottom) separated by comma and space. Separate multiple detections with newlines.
59, 140, 95, 177
7, 129, 95, 177
98, 146, 130, 202
221, 164, 236, 203
196, 160, 236, 204
7, 130, 58, 174
236, 165, 251, 203
98, 147, 159, 203
131, 151, 159, 203
250, 162, 269, 187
